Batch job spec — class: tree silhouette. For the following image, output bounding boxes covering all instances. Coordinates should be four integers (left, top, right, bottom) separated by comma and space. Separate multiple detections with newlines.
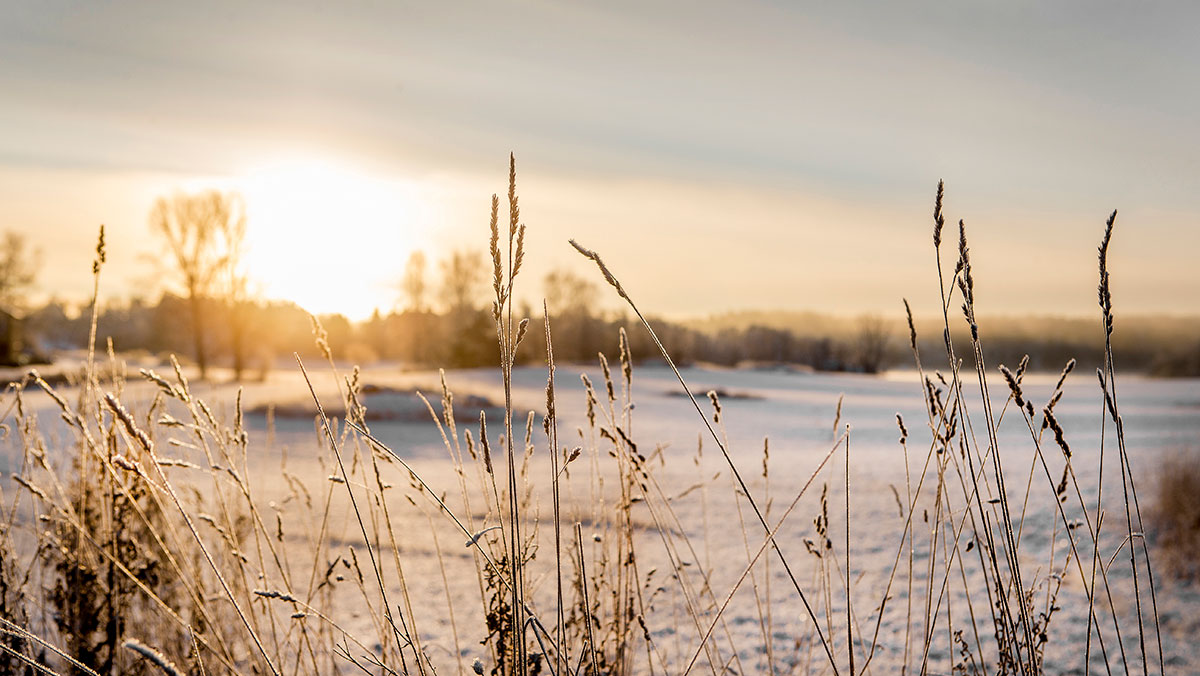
400, 250, 428, 312
854, 314, 891, 374
150, 191, 246, 380
438, 250, 484, 316
544, 268, 599, 362
219, 212, 252, 381
0, 231, 39, 315
438, 250, 488, 366
0, 231, 39, 364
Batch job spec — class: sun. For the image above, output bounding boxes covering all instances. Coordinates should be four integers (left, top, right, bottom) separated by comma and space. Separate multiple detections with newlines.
235, 158, 432, 320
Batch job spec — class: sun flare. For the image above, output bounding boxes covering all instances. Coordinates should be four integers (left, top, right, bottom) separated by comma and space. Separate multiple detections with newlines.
235, 158, 432, 320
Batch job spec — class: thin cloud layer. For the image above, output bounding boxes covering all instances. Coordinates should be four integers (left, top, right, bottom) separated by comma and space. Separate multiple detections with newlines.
1, 1, 1197, 316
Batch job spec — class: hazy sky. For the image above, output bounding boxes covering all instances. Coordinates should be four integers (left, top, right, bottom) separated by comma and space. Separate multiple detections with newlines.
2, 1, 1198, 320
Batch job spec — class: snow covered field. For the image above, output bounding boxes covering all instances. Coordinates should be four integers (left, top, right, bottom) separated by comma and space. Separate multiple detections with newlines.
6, 361, 1199, 673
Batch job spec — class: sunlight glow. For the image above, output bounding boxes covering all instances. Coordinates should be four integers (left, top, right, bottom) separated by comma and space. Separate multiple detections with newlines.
236, 158, 432, 320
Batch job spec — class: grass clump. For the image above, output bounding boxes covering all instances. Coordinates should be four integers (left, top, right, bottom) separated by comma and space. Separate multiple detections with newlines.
1148, 450, 1200, 582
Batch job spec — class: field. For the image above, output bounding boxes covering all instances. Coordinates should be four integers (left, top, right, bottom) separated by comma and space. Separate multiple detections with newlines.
1, 177, 1195, 676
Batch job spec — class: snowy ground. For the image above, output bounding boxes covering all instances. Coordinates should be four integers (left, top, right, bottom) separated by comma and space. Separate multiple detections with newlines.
5, 359, 1199, 674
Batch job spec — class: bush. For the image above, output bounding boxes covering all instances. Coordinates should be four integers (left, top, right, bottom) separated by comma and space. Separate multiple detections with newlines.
1149, 449, 1200, 580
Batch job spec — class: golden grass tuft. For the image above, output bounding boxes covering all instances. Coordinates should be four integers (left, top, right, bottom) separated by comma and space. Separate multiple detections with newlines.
1148, 449, 1200, 581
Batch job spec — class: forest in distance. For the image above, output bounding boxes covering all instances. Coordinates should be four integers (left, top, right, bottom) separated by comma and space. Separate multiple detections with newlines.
2, 190, 1196, 380
0, 203, 1192, 380
15, 275, 1200, 379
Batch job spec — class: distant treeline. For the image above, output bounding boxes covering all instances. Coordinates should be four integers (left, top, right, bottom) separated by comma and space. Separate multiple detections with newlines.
22, 294, 893, 376
20, 296, 1200, 378
691, 311, 1200, 377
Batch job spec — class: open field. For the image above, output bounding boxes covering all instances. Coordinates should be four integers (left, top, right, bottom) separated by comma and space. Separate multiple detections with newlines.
1, 177, 1195, 675
3, 356, 1198, 674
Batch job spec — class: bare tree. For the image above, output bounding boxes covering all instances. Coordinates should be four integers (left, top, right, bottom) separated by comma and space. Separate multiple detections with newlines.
438, 249, 484, 317
543, 268, 597, 318
218, 215, 252, 381
400, 250, 428, 312
854, 314, 891, 374
0, 231, 38, 365
150, 191, 246, 380
437, 249, 489, 366
0, 231, 39, 315
544, 268, 599, 362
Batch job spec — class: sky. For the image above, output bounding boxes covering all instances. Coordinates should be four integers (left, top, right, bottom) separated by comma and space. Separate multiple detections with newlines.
1, 1, 1198, 321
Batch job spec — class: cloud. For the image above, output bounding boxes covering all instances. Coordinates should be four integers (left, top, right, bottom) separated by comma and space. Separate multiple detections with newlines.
1, 1, 1198, 314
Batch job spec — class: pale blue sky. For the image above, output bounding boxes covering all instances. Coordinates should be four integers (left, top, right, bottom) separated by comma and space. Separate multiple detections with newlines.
1, 1, 1197, 318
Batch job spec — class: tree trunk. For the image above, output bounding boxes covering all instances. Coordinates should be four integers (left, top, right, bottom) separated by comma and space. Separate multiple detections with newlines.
231, 301, 245, 382
189, 290, 208, 380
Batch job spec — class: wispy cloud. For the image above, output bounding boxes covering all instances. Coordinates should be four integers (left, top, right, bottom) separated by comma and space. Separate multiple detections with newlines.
2, 1, 1198, 314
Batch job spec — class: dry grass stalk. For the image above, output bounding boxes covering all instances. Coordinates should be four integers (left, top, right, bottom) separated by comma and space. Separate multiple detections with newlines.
122, 638, 184, 676
570, 236, 843, 676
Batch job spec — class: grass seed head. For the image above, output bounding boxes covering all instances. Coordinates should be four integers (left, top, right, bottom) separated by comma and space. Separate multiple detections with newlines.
479, 411, 493, 474
123, 638, 184, 676
93, 224, 106, 274
569, 239, 627, 300
999, 364, 1025, 409
933, 180, 945, 248
490, 193, 502, 296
